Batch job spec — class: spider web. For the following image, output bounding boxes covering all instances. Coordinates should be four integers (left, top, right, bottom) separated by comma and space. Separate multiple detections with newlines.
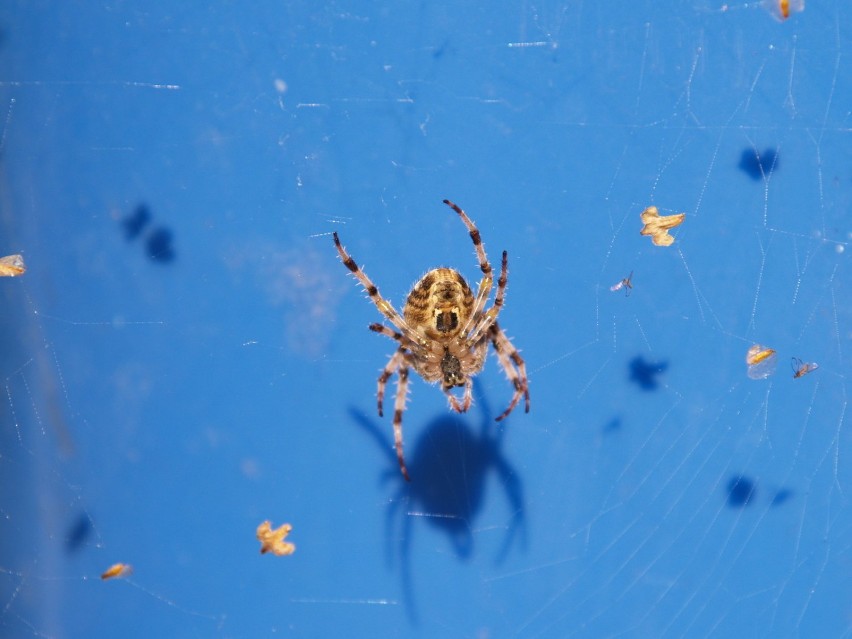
1, 1, 849, 637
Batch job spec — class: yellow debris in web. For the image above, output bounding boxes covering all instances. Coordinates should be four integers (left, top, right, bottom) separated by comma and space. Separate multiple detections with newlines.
257, 520, 296, 556
746, 344, 778, 380
0, 254, 26, 276
639, 206, 685, 247
101, 563, 133, 580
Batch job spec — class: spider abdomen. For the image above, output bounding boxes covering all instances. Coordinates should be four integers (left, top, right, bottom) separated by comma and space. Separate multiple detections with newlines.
403, 267, 475, 341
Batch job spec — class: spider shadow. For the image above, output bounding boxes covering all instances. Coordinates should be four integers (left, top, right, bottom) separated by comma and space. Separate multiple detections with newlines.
738, 146, 779, 181
628, 355, 669, 391
119, 203, 176, 264
349, 381, 526, 622
64, 511, 93, 553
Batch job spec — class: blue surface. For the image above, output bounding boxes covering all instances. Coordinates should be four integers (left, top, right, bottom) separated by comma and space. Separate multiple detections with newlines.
1, 2, 849, 637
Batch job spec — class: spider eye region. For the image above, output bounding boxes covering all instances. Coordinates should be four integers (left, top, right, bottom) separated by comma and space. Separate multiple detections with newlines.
441, 350, 465, 388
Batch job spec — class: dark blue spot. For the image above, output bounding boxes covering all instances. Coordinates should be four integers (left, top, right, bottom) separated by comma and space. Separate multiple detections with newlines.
726, 475, 756, 508
771, 488, 793, 506
603, 417, 622, 434
738, 147, 779, 181
628, 356, 668, 391
65, 512, 92, 552
122, 204, 151, 241
146, 227, 176, 263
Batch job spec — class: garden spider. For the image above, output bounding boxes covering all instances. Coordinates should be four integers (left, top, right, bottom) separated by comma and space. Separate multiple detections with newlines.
333, 199, 530, 480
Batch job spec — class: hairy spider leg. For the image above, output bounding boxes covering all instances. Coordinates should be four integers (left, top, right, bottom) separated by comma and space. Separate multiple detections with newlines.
333, 232, 421, 345
442, 199, 494, 336
466, 250, 509, 346
375, 345, 406, 417
372, 346, 413, 480
392, 361, 412, 481
488, 322, 531, 420
369, 322, 420, 351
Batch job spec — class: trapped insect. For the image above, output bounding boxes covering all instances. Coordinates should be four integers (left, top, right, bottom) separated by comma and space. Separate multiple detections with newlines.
333, 199, 530, 480
791, 357, 818, 379
610, 271, 633, 296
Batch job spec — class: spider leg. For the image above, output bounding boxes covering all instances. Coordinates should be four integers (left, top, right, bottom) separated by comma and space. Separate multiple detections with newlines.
466, 249, 508, 345
369, 322, 422, 352
445, 376, 473, 413
392, 361, 412, 481
370, 323, 403, 342
376, 347, 407, 418
374, 347, 412, 480
333, 232, 420, 342
488, 322, 530, 421
443, 199, 494, 335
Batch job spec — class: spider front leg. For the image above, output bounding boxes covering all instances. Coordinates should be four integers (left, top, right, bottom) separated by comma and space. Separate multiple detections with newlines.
333, 232, 413, 337
466, 249, 509, 345
488, 322, 530, 421
443, 199, 494, 331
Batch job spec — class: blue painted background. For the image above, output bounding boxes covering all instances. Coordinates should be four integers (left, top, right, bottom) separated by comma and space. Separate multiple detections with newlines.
1, 1, 849, 637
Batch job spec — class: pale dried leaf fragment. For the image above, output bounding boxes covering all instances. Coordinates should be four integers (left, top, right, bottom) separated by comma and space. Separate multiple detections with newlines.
639, 206, 685, 247
0, 254, 26, 276
101, 563, 133, 580
257, 520, 296, 556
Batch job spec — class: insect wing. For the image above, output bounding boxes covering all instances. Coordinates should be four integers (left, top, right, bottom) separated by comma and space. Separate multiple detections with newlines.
791, 357, 818, 378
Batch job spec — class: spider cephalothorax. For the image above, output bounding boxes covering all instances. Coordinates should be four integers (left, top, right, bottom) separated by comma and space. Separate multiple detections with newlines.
333, 199, 530, 480
440, 350, 464, 388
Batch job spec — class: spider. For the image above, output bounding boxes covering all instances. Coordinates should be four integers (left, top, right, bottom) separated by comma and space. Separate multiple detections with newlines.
333, 199, 530, 480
